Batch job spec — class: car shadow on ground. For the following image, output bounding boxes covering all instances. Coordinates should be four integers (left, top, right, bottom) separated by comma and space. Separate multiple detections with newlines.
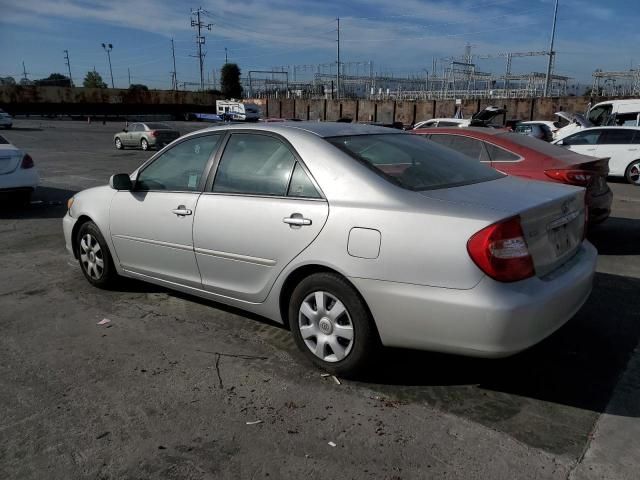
588, 216, 640, 255
358, 271, 640, 420
0, 186, 75, 219
3, 127, 43, 132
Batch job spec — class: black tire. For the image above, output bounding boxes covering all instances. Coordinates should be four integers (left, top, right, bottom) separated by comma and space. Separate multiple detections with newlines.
288, 272, 380, 377
76, 221, 117, 288
10, 190, 31, 206
625, 160, 640, 186
114, 137, 124, 150
140, 138, 149, 151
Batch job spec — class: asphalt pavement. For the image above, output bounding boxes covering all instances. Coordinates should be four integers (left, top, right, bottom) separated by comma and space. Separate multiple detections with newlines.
1, 118, 639, 479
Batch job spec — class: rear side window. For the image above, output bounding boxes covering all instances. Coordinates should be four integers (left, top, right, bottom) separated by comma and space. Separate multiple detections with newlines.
599, 129, 635, 145
212, 134, 296, 196
327, 133, 503, 191
484, 143, 520, 162
429, 134, 488, 162
515, 125, 533, 134
288, 163, 321, 198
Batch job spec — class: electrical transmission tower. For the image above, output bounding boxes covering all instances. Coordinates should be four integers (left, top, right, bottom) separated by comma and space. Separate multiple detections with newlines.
191, 7, 213, 91
64, 50, 73, 86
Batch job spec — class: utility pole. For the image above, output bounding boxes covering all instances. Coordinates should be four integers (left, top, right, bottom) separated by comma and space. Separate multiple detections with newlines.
128, 68, 131, 87
544, 0, 559, 97
171, 38, 178, 90
22, 61, 29, 82
336, 17, 340, 99
101, 43, 114, 88
191, 7, 213, 91
64, 50, 73, 86
225, 47, 228, 64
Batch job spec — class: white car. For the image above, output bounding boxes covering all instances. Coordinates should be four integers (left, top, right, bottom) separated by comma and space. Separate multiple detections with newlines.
0, 134, 39, 202
520, 121, 561, 137
413, 118, 470, 129
0, 111, 13, 129
553, 126, 640, 185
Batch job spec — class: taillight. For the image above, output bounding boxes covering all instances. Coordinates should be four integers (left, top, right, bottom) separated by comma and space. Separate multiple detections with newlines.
544, 169, 593, 187
21, 154, 34, 169
150, 130, 158, 137
467, 216, 535, 283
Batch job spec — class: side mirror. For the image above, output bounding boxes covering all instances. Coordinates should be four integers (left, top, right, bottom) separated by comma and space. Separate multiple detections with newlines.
109, 173, 133, 190
122, 128, 128, 132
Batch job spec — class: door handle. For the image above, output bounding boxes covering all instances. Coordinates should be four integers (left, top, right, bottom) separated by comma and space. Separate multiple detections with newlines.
586, 148, 596, 151
628, 148, 638, 152
283, 213, 312, 227
172, 205, 192, 216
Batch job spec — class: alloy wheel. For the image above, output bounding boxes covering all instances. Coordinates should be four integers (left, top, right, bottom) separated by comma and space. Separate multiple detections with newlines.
141, 139, 148, 151
115, 138, 122, 149
79, 233, 105, 280
298, 291, 354, 362
629, 161, 640, 185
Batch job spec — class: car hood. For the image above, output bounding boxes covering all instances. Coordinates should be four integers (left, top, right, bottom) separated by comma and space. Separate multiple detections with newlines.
554, 111, 592, 128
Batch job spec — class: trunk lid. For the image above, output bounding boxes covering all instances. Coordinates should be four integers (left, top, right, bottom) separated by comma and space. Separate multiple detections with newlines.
420, 177, 586, 277
0, 146, 21, 175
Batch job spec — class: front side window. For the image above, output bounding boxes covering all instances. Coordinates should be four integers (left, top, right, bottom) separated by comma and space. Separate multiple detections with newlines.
589, 105, 612, 126
327, 133, 503, 191
563, 130, 602, 146
136, 134, 221, 191
130, 123, 142, 132
212, 134, 296, 196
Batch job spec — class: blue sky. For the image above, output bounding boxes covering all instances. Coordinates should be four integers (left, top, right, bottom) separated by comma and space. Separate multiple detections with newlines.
1, 0, 638, 90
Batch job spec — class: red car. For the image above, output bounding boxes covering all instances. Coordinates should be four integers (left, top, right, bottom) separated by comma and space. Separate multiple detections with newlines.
413, 127, 612, 224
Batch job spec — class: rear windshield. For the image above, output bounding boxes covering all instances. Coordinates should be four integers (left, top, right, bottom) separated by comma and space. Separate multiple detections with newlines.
326, 133, 503, 191
144, 123, 171, 130
0, 135, 8, 144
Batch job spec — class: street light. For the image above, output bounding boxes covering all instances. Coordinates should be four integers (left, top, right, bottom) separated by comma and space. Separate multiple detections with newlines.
101, 43, 114, 88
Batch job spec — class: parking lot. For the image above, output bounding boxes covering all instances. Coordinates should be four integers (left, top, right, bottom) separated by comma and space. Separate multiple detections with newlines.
1, 119, 639, 479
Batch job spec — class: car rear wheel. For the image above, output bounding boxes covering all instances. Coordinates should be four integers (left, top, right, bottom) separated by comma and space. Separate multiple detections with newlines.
77, 221, 117, 288
625, 160, 640, 186
114, 137, 123, 150
140, 138, 149, 151
288, 272, 379, 377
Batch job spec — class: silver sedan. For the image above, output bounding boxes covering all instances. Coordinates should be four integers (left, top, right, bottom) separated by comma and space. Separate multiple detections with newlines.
113, 122, 181, 151
64, 122, 596, 376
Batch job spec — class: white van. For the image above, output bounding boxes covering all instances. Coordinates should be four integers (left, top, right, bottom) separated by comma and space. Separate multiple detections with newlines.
215, 100, 260, 122
587, 99, 640, 127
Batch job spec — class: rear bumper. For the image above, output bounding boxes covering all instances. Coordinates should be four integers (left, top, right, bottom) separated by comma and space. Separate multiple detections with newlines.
351, 241, 597, 357
0, 168, 39, 191
587, 187, 613, 224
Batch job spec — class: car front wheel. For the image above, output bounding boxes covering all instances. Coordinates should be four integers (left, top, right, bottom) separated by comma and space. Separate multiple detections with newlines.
114, 137, 123, 149
288, 272, 379, 377
625, 160, 640, 186
77, 221, 117, 288
141, 138, 149, 151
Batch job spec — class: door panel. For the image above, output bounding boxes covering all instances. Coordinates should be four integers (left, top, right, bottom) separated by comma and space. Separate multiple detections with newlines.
193, 195, 328, 302
110, 192, 202, 287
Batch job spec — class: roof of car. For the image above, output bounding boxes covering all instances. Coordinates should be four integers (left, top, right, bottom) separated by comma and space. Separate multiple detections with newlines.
194, 121, 401, 138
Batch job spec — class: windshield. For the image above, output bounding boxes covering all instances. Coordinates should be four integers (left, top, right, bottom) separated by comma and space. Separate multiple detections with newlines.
144, 123, 171, 130
326, 133, 503, 191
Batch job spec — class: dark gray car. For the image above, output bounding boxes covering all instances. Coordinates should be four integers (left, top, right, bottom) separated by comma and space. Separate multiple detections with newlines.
114, 122, 181, 151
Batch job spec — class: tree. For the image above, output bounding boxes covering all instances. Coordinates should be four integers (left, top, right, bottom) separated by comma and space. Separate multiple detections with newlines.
35, 73, 72, 87
128, 84, 149, 91
220, 63, 243, 99
0, 76, 16, 86
83, 70, 107, 88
